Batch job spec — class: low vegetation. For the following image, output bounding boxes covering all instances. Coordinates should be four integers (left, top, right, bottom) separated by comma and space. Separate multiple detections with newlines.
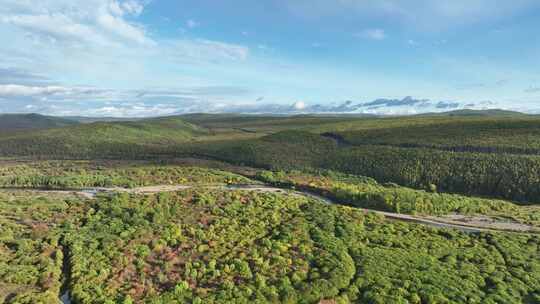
65, 191, 540, 303
0, 191, 87, 303
0, 161, 252, 189
257, 170, 540, 228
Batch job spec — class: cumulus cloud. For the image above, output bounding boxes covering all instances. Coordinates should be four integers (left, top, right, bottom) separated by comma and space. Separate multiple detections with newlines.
0, 83, 252, 100
0, 81, 511, 116
109, 0, 144, 17
0, 0, 249, 69
2, 13, 110, 45
292, 101, 306, 110
0, 84, 71, 96
0, 82, 256, 117
0, 0, 251, 93
1, 0, 152, 46
1, 0, 249, 65
82, 103, 181, 117
96, 7, 153, 45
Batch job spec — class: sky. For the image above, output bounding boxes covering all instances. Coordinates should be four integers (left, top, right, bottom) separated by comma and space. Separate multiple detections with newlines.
0, 0, 540, 116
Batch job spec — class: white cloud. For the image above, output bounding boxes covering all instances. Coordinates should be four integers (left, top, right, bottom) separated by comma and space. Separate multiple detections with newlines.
120, 0, 145, 16
107, 0, 144, 17
0, 0, 251, 90
2, 13, 110, 45
0, 0, 246, 60
0, 83, 257, 117
96, 7, 153, 45
0, 84, 71, 96
293, 101, 306, 110
356, 28, 386, 40
1, 0, 152, 46
84, 103, 180, 117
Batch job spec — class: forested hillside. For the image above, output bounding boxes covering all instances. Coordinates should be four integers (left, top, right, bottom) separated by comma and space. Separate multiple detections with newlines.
333, 118, 540, 154
0, 116, 206, 158
192, 130, 540, 203
3, 114, 540, 204
0, 113, 78, 132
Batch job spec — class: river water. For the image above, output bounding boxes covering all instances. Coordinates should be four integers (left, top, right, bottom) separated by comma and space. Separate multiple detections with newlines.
60, 291, 71, 304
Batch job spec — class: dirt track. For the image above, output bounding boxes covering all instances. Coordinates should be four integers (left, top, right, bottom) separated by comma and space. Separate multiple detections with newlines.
5, 184, 539, 234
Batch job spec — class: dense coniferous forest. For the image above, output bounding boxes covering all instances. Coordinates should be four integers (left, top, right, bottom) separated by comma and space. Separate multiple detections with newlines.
335, 118, 540, 154
194, 130, 540, 203
1, 112, 540, 303
3, 115, 540, 203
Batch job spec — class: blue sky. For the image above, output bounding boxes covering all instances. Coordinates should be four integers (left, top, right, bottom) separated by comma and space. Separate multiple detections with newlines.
0, 0, 539, 116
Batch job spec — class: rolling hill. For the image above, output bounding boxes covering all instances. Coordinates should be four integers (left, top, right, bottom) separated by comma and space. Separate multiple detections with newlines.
0, 116, 207, 158
418, 109, 527, 117
0, 113, 78, 132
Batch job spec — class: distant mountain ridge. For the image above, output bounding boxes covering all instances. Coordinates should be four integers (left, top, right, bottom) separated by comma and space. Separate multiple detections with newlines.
0, 116, 207, 158
0, 113, 78, 131
167, 96, 503, 115
64, 116, 145, 123
279, 97, 499, 115
0, 101, 527, 127
417, 109, 527, 117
